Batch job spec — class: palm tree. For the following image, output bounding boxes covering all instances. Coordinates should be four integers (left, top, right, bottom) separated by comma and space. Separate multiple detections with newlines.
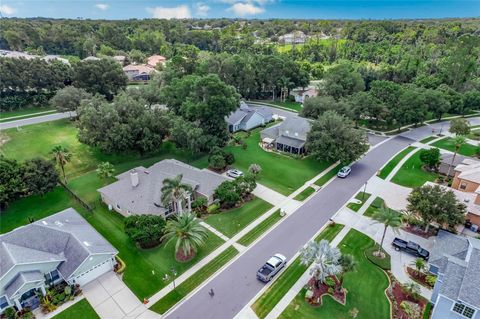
51, 145, 72, 183
300, 240, 342, 286
411, 257, 426, 276
371, 206, 403, 257
162, 212, 208, 261
339, 254, 357, 284
445, 135, 466, 179
404, 281, 420, 301
161, 174, 193, 213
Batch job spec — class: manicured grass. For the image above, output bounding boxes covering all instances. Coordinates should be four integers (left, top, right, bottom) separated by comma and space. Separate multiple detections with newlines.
279, 230, 390, 319
423, 303, 433, 319
0, 106, 54, 120
51, 299, 100, 319
314, 163, 342, 186
150, 246, 238, 314
0, 119, 208, 179
431, 137, 479, 157
294, 187, 316, 201
252, 223, 344, 319
419, 136, 437, 144
225, 129, 331, 195
1, 171, 224, 300
365, 246, 392, 270
346, 192, 371, 212
262, 100, 302, 112
467, 129, 480, 141
363, 196, 400, 218
391, 151, 437, 188
378, 146, 416, 179
203, 198, 273, 238
237, 210, 283, 246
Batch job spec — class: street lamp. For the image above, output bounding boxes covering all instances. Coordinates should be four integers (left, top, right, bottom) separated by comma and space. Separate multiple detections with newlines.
171, 267, 177, 289
362, 181, 368, 201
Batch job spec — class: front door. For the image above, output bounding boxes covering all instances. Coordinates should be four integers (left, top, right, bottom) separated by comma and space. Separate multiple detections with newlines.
20, 288, 40, 310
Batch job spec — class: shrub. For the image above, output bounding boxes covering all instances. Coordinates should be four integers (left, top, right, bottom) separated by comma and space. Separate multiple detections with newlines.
214, 181, 241, 208
209, 154, 226, 170
124, 215, 166, 248
192, 197, 208, 214
207, 203, 219, 214
325, 277, 336, 287
426, 275, 437, 287
224, 152, 235, 165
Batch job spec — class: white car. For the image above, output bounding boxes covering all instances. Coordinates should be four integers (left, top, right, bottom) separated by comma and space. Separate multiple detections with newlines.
257, 254, 287, 282
226, 169, 244, 178
337, 166, 351, 178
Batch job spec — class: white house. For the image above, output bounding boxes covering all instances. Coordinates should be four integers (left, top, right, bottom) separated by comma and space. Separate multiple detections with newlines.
0, 208, 118, 314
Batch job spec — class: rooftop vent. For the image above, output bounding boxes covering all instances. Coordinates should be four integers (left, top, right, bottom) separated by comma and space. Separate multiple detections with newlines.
130, 169, 139, 187
83, 241, 91, 246
54, 221, 63, 227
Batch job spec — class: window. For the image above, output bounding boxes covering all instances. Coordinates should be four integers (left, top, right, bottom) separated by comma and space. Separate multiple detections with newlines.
0, 296, 8, 310
460, 182, 467, 190
452, 303, 476, 319
45, 269, 60, 283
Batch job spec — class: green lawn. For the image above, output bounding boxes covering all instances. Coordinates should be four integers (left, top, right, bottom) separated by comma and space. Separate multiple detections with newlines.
252, 223, 344, 319
391, 151, 437, 188
1, 171, 224, 300
279, 230, 390, 319
378, 146, 416, 179
150, 246, 238, 314
431, 137, 479, 157
203, 198, 273, 238
0, 119, 208, 179
225, 129, 331, 195
346, 192, 371, 212
314, 163, 342, 186
237, 209, 283, 246
1, 106, 55, 120
294, 187, 316, 201
363, 196, 400, 218
51, 299, 99, 319
467, 129, 480, 141
419, 136, 437, 144
261, 100, 302, 112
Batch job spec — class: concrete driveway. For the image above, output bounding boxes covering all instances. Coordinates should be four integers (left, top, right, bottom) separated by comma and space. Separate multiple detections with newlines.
82, 272, 150, 319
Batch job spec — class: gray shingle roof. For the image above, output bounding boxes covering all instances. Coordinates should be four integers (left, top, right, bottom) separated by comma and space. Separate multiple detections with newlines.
98, 159, 228, 216
0, 208, 117, 280
5, 271, 44, 299
430, 230, 480, 308
260, 116, 311, 143
226, 103, 272, 126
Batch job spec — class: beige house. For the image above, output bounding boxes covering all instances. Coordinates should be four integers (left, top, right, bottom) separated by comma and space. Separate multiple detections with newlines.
450, 159, 480, 226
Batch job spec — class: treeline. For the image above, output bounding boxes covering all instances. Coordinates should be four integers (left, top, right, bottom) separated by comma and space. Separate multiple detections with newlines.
0, 57, 127, 110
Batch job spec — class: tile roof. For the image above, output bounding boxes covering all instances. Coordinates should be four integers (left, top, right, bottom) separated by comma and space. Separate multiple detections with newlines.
98, 159, 228, 216
0, 208, 117, 281
147, 55, 167, 67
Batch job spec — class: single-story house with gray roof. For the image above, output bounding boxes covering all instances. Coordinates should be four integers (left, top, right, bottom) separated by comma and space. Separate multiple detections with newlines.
260, 116, 311, 155
98, 159, 228, 218
0, 208, 117, 314
226, 102, 273, 133
429, 230, 480, 319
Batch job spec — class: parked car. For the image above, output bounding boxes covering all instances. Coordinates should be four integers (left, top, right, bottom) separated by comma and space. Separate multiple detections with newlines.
257, 254, 287, 282
226, 169, 244, 178
392, 238, 430, 260
337, 166, 351, 178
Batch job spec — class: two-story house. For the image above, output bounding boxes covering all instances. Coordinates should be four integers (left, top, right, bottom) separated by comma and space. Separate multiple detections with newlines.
429, 230, 480, 319
0, 208, 117, 314
260, 117, 311, 155
450, 160, 480, 227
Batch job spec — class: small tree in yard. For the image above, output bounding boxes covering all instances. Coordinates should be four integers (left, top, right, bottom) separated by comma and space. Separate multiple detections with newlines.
191, 197, 208, 216
235, 174, 257, 198
214, 181, 241, 208
339, 254, 357, 284
124, 215, 166, 249
248, 163, 262, 177
371, 207, 402, 258
96, 161, 115, 179
23, 158, 59, 197
419, 148, 441, 171
162, 212, 208, 261
209, 154, 226, 170
161, 174, 193, 213
50, 86, 92, 117
300, 240, 342, 287
51, 145, 72, 183
407, 184, 466, 232
445, 135, 466, 178
411, 257, 426, 276
449, 118, 470, 136
404, 282, 421, 301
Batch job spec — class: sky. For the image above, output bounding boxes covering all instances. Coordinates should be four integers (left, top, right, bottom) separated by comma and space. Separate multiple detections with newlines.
0, 0, 479, 20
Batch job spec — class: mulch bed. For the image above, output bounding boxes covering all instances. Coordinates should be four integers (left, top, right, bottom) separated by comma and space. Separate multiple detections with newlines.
402, 224, 437, 239
305, 276, 346, 306
175, 249, 195, 262
386, 273, 427, 319
406, 267, 434, 288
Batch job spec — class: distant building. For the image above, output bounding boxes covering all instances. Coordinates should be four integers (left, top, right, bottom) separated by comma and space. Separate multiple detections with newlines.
278, 31, 307, 45
122, 64, 157, 81
0, 208, 117, 314
82, 56, 101, 62
98, 159, 228, 218
290, 81, 320, 104
0, 50, 70, 65
147, 55, 167, 68
113, 55, 127, 65
450, 159, 480, 226
260, 117, 311, 155
226, 102, 273, 133
429, 230, 480, 319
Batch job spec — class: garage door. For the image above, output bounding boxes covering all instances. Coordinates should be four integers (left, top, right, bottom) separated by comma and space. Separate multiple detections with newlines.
74, 259, 113, 286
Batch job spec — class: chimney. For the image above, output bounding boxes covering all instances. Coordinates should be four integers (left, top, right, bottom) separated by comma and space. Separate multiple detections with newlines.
130, 169, 139, 187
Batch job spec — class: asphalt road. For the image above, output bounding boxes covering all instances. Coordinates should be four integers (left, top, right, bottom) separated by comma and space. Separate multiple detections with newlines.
0, 112, 73, 129
166, 135, 414, 319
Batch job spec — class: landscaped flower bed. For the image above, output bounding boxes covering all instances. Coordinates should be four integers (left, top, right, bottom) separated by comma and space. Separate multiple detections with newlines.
386, 275, 427, 319
304, 276, 346, 306
40, 283, 82, 314
406, 267, 435, 288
